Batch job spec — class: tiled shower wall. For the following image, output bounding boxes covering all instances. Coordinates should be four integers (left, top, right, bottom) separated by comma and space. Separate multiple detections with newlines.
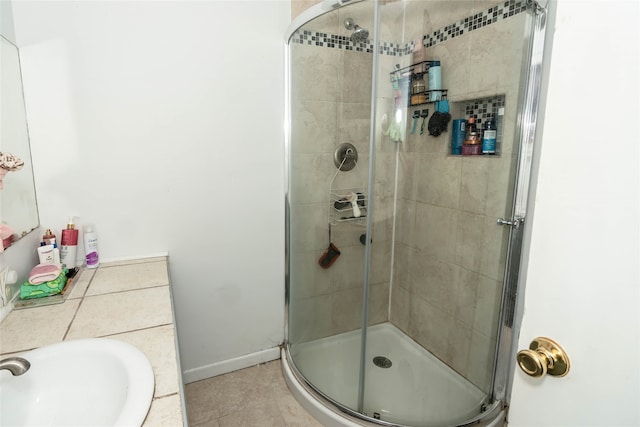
387, 5, 529, 391
289, 0, 531, 392
288, 2, 391, 346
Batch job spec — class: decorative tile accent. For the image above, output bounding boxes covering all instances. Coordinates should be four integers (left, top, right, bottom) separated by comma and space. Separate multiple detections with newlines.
290, 30, 375, 53
290, 0, 530, 56
465, 95, 506, 124
422, 0, 529, 48
379, 41, 407, 56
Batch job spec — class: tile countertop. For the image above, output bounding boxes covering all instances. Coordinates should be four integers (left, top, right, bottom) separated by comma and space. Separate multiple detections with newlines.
0, 257, 186, 426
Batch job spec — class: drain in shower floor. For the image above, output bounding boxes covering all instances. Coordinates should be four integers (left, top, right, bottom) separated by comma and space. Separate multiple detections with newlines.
372, 356, 392, 368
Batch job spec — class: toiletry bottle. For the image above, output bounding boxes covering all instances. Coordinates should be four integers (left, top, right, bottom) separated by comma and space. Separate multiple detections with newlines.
428, 60, 442, 101
482, 116, 497, 154
412, 38, 426, 73
60, 217, 79, 269
411, 75, 426, 105
37, 245, 56, 264
83, 224, 99, 269
43, 228, 61, 263
462, 117, 481, 155
53, 246, 60, 264
43, 229, 56, 246
451, 119, 466, 155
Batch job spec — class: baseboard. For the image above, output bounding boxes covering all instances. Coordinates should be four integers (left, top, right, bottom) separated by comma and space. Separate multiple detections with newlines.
182, 346, 281, 384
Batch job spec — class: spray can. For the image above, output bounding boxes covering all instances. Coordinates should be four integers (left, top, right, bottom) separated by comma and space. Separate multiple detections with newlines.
83, 224, 99, 269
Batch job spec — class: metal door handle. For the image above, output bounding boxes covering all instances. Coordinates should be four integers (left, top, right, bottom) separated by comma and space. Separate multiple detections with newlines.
497, 217, 523, 229
517, 337, 570, 378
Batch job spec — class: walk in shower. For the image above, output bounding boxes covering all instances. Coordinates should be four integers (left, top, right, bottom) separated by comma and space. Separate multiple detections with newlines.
283, 1, 547, 425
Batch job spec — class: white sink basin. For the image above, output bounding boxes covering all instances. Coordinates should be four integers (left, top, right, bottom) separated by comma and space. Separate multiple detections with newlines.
0, 338, 155, 426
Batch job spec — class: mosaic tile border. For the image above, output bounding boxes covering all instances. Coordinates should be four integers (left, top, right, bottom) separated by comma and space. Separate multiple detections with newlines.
419, 0, 529, 49
290, 0, 530, 56
290, 30, 376, 53
465, 95, 506, 124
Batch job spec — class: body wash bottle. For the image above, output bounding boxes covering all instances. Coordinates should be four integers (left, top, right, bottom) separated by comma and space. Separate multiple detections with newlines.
83, 224, 99, 269
60, 217, 79, 269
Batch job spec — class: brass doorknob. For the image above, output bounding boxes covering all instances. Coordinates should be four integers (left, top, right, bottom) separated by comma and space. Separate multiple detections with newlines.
517, 337, 570, 378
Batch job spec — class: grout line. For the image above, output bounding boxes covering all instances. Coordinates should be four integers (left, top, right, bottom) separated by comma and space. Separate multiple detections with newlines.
98, 258, 167, 269
96, 323, 174, 339
62, 270, 96, 341
150, 391, 178, 400
83, 283, 170, 298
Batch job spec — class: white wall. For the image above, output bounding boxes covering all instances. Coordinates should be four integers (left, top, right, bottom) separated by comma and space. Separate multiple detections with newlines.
0, 0, 16, 43
510, 0, 639, 425
11, 1, 290, 379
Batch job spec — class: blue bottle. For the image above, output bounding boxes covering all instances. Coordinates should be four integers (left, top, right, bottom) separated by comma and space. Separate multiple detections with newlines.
482, 117, 497, 154
428, 60, 442, 101
451, 119, 465, 155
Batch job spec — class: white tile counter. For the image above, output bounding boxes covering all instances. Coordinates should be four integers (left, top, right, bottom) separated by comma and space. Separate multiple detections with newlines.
0, 257, 186, 426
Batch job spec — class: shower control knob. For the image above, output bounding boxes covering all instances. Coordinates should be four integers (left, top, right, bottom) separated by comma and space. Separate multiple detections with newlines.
517, 337, 570, 378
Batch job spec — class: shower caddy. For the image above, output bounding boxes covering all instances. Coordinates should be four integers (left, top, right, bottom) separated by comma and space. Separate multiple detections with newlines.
391, 60, 449, 108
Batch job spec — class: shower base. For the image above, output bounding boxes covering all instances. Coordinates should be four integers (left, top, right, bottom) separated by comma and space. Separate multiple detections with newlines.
282, 322, 504, 427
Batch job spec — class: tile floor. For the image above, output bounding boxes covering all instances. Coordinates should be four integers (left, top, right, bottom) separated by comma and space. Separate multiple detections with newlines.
185, 360, 324, 427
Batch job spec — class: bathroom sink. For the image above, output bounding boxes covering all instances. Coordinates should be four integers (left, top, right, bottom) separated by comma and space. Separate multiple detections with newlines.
0, 338, 155, 426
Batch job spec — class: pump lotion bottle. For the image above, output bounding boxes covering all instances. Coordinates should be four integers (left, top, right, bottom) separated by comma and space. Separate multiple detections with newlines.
60, 217, 79, 269
83, 224, 99, 269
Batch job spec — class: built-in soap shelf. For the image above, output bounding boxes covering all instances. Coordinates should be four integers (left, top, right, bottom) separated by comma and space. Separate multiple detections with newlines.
448, 94, 507, 157
329, 188, 368, 226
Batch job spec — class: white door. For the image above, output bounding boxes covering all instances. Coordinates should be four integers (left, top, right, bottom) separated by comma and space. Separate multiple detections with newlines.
508, 1, 639, 426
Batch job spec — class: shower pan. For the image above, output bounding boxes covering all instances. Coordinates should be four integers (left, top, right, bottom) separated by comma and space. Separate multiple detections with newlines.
283, 0, 548, 426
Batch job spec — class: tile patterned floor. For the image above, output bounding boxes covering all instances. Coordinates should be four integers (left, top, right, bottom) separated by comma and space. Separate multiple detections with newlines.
185, 360, 324, 427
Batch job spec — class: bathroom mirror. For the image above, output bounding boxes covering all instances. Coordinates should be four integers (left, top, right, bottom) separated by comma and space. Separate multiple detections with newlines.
1, 35, 40, 249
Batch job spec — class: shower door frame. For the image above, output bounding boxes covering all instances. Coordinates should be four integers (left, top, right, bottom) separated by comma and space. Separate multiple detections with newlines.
283, 1, 551, 426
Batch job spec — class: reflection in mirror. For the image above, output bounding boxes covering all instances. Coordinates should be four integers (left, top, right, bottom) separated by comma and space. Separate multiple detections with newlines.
1, 35, 39, 251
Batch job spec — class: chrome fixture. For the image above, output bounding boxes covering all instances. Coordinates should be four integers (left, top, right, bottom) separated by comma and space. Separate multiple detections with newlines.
497, 217, 524, 229
333, 143, 358, 171
0, 357, 31, 376
344, 18, 369, 43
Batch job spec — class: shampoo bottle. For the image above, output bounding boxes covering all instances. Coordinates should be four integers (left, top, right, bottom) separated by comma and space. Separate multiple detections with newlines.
428, 60, 442, 101
83, 224, 99, 269
412, 38, 426, 72
60, 217, 79, 269
482, 116, 497, 154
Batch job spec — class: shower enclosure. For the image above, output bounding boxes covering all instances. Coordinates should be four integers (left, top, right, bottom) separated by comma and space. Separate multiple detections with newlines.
284, 1, 547, 425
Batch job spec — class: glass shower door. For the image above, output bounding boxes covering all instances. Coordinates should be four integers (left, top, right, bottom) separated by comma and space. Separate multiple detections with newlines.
286, 0, 376, 414
360, 0, 541, 425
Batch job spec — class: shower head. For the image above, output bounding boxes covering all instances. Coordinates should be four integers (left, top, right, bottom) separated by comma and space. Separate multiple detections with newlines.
344, 18, 369, 43
351, 25, 369, 43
